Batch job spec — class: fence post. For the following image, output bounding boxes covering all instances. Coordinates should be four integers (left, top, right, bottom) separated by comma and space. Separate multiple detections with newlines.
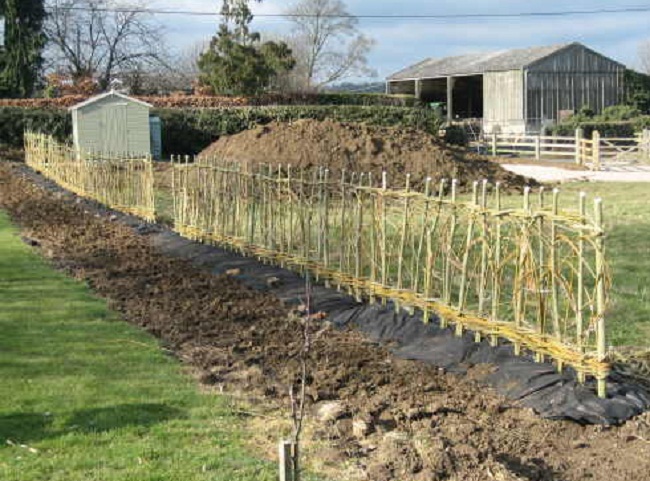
279, 440, 294, 481
534, 134, 541, 160
643, 129, 650, 161
491, 133, 497, 156
592, 130, 601, 170
595, 198, 607, 399
575, 128, 584, 165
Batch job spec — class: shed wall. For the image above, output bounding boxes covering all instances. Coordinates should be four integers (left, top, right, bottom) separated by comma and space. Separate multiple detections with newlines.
525, 44, 624, 131
483, 71, 525, 134
73, 95, 151, 157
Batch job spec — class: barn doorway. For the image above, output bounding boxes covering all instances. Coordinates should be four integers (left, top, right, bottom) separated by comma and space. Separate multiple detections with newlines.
417, 76, 483, 120
451, 75, 483, 119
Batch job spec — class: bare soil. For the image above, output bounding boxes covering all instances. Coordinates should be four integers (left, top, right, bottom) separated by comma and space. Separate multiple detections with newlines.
1, 163, 648, 481
199, 119, 535, 192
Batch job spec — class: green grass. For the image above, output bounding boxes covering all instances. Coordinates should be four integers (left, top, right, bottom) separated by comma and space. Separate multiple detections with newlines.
550, 183, 650, 347
0, 210, 277, 481
482, 182, 650, 347
449, 182, 650, 348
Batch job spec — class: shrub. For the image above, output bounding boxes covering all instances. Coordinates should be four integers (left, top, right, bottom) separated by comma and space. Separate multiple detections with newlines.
553, 121, 636, 138
442, 125, 468, 146
552, 104, 650, 138
599, 105, 641, 121
0, 107, 71, 149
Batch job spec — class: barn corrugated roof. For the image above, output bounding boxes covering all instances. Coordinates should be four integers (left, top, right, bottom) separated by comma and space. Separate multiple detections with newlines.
387, 43, 575, 80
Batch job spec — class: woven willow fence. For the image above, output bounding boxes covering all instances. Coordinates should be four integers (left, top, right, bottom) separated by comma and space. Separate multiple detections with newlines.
24, 132, 156, 221
173, 157, 610, 396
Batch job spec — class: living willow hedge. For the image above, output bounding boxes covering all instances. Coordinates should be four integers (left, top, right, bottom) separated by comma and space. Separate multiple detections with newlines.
0, 105, 441, 157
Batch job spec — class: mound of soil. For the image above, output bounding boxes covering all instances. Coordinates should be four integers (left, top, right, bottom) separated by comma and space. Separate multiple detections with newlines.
1, 163, 648, 481
199, 119, 534, 191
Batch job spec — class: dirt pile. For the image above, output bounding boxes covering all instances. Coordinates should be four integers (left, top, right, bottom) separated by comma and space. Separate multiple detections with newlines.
1, 163, 648, 481
199, 119, 533, 191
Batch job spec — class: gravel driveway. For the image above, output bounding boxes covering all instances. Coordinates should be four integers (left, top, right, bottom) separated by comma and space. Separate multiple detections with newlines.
502, 164, 650, 183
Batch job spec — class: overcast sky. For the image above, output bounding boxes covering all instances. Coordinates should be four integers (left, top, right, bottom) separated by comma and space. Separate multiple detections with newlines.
150, 0, 650, 81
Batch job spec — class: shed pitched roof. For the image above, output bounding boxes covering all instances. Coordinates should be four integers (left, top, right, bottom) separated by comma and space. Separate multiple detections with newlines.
68, 90, 153, 111
388, 43, 577, 81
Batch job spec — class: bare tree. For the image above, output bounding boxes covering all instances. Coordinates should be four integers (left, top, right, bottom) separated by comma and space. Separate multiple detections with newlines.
284, 0, 376, 90
45, 0, 166, 90
176, 40, 210, 81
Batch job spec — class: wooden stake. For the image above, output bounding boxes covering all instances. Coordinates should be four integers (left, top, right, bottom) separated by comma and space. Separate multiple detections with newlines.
381, 171, 388, 305
442, 179, 458, 328
369, 172, 377, 303
595, 197, 607, 398
577, 192, 586, 360
396, 174, 411, 312
478, 179, 488, 316
355, 174, 365, 301
279, 440, 294, 481
339, 169, 347, 290
490, 181, 501, 347
550, 188, 560, 337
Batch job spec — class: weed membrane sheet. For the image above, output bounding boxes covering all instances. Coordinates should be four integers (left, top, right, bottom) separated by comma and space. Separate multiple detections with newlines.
137, 224, 649, 426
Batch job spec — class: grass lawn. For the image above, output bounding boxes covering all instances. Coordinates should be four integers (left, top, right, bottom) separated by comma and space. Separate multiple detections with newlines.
0, 210, 277, 481
551, 182, 650, 348
478, 181, 650, 348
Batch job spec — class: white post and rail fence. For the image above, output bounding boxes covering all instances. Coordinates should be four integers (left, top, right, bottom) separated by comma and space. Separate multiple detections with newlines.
477, 129, 650, 169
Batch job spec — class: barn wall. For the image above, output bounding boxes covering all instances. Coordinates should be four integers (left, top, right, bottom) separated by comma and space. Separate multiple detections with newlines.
483, 70, 525, 134
525, 44, 624, 132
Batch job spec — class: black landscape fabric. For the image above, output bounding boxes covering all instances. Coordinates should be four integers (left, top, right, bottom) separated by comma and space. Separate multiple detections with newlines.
143, 226, 650, 426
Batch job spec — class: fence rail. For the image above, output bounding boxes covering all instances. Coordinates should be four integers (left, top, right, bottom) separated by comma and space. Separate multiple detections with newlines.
173, 157, 611, 396
24, 131, 156, 221
477, 129, 650, 168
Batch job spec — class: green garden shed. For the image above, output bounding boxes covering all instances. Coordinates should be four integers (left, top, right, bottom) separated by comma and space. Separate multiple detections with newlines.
69, 90, 153, 157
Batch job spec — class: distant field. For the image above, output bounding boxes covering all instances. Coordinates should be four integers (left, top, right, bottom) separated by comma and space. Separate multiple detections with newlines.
0, 211, 276, 481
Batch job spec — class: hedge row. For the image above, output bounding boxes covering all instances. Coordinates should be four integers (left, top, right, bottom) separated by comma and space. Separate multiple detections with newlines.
0, 107, 71, 148
251, 92, 418, 107
156, 106, 441, 156
0, 105, 441, 156
0, 92, 416, 110
553, 118, 650, 138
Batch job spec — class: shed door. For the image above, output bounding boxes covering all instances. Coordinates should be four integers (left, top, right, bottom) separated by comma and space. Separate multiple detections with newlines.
101, 103, 128, 156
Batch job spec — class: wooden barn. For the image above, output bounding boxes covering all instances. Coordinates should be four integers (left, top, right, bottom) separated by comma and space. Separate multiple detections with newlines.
387, 42, 625, 134
70, 90, 152, 157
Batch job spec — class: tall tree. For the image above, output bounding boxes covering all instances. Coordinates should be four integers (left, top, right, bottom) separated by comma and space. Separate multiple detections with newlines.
284, 0, 375, 90
45, 0, 166, 91
198, 0, 295, 95
0, 0, 46, 97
